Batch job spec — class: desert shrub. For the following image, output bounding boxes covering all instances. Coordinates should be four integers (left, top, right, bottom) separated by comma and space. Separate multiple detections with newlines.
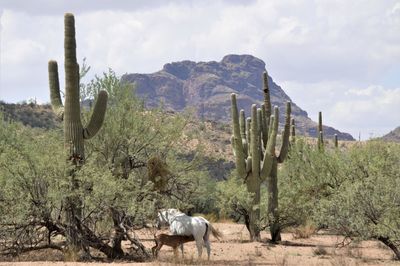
292, 222, 317, 239
0, 70, 214, 260
313, 246, 328, 256
0, 115, 66, 254
315, 140, 400, 259
81, 69, 213, 211
278, 138, 347, 229
216, 172, 267, 231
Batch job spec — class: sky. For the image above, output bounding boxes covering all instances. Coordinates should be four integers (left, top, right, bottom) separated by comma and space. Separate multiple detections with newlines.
0, 0, 399, 139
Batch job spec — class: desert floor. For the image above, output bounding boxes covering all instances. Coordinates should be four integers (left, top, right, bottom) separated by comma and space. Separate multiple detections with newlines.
1, 222, 399, 266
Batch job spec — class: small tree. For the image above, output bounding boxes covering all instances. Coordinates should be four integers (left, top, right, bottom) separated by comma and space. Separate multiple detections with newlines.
278, 138, 346, 229
315, 141, 400, 259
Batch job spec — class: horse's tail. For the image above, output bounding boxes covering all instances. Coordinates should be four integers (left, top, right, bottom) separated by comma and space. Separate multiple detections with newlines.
208, 223, 223, 241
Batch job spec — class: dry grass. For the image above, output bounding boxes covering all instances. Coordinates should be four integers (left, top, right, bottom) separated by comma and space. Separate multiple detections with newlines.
292, 222, 317, 239
254, 246, 262, 257
313, 245, 328, 256
274, 253, 289, 266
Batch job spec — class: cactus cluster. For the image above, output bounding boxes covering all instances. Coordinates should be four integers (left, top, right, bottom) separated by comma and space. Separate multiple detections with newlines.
230, 71, 291, 242
317, 111, 339, 149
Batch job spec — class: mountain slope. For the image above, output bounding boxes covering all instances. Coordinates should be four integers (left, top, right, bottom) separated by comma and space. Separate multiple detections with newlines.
122, 54, 354, 140
381, 126, 400, 142
0, 101, 59, 129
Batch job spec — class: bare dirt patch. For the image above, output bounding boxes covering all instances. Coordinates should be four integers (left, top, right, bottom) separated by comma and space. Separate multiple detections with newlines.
1, 222, 399, 265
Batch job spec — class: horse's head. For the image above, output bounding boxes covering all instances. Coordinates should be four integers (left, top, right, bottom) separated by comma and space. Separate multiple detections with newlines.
155, 208, 181, 229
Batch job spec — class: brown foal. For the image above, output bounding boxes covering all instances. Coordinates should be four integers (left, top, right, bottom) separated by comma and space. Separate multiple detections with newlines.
152, 233, 195, 257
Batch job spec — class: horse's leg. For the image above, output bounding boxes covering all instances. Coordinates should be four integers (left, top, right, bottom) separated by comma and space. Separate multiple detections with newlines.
195, 237, 204, 259
204, 240, 211, 260
203, 227, 211, 260
203, 234, 211, 260
173, 247, 179, 259
180, 244, 184, 258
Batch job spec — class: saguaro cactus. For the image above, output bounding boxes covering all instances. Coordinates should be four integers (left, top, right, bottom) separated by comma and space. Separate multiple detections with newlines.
317, 111, 324, 150
334, 134, 338, 148
48, 13, 108, 162
48, 13, 108, 252
230, 71, 291, 242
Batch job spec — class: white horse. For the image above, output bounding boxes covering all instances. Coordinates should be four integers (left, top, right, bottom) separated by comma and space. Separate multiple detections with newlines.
156, 208, 222, 259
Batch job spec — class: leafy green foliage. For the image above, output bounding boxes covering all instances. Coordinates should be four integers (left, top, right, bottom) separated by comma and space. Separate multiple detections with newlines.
81, 69, 210, 210
278, 138, 347, 227
315, 141, 400, 257
279, 138, 400, 258
216, 172, 254, 221
0, 69, 213, 259
0, 113, 65, 250
216, 172, 267, 228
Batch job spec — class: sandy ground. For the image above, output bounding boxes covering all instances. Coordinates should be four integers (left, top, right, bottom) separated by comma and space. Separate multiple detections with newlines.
1, 222, 399, 266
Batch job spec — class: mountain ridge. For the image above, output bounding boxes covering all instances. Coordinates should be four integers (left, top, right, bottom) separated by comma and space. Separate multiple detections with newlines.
122, 54, 354, 140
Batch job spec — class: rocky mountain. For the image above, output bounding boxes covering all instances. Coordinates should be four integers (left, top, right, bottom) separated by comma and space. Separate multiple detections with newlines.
122, 54, 354, 140
381, 127, 400, 142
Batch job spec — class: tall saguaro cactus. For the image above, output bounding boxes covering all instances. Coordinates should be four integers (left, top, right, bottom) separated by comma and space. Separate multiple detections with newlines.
48, 13, 108, 162
317, 111, 324, 151
230, 71, 291, 242
334, 134, 338, 148
48, 13, 108, 252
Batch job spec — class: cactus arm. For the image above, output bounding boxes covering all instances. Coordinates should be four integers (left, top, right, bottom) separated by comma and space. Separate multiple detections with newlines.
261, 103, 269, 149
246, 117, 251, 155
290, 118, 296, 143
277, 102, 291, 163
231, 93, 246, 178
239, 110, 246, 139
257, 108, 264, 160
239, 110, 249, 157
230, 135, 236, 156
48, 60, 64, 119
250, 105, 260, 180
263, 71, 272, 118
260, 107, 279, 179
83, 90, 108, 139
246, 156, 252, 172
267, 109, 275, 143
257, 108, 263, 137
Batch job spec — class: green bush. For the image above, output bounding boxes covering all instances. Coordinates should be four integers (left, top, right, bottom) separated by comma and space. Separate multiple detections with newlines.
315, 141, 400, 259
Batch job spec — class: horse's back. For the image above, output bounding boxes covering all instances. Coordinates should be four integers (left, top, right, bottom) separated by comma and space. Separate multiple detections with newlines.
170, 214, 208, 238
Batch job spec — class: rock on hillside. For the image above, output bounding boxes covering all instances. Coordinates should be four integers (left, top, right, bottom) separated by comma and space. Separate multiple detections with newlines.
122, 54, 354, 140
381, 126, 400, 142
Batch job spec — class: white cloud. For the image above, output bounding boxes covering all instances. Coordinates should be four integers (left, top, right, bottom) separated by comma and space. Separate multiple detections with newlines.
0, 0, 399, 137
282, 81, 400, 139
